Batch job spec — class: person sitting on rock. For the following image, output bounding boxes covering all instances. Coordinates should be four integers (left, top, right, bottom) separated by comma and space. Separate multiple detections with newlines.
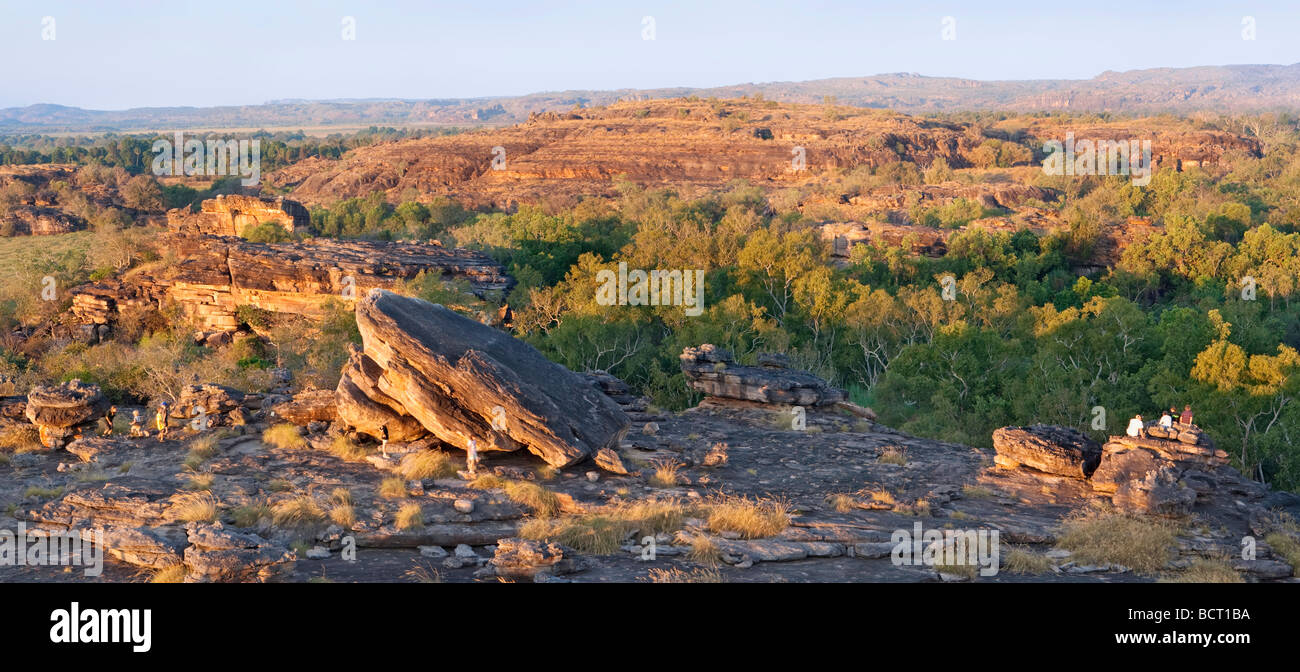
129, 409, 146, 438
1158, 410, 1173, 430
1126, 414, 1146, 438
101, 405, 117, 436
1179, 404, 1194, 427
155, 402, 171, 440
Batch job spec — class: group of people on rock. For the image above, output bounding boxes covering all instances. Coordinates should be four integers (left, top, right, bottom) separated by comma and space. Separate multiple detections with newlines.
95, 402, 174, 440
1126, 404, 1195, 438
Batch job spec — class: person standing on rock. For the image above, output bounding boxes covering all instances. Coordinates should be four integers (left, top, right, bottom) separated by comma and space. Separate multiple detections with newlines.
380, 424, 389, 457
1179, 405, 1194, 427
155, 402, 172, 440
100, 405, 117, 436
466, 437, 480, 475
1126, 414, 1146, 438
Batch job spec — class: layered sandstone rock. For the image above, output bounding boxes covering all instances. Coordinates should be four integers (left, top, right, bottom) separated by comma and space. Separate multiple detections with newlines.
343, 289, 629, 468
680, 344, 846, 406
24, 380, 111, 448
69, 235, 512, 332
182, 523, 296, 583
334, 346, 427, 441
269, 389, 338, 426
167, 194, 309, 237
992, 425, 1102, 478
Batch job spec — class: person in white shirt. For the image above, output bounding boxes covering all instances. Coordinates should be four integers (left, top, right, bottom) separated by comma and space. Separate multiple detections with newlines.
1158, 411, 1173, 429
1126, 414, 1146, 438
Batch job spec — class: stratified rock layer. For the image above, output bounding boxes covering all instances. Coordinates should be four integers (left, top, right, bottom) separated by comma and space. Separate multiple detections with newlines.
680, 344, 845, 406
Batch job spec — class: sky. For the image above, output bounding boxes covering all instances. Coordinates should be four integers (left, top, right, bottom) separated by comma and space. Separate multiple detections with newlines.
2, 0, 1300, 110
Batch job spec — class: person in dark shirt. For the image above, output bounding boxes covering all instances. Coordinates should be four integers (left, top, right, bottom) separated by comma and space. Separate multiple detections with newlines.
1179, 405, 1193, 427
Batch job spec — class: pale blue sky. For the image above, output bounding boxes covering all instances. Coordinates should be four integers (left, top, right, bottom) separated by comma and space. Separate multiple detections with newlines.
2, 0, 1299, 109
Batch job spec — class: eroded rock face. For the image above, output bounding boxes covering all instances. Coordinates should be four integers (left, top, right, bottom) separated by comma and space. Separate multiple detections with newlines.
348, 289, 629, 467
24, 380, 111, 448
680, 344, 846, 406
167, 194, 309, 237
334, 346, 427, 441
68, 234, 513, 332
992, 425, 1102, 478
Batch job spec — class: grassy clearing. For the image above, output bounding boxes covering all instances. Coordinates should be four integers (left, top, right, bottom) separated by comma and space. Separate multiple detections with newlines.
1264, 533, 1300, 576
263, 423, 307, 450
1056, 509, 1181, 574
1003, 547, 1055, 574
520, 499, 688, 554
379, 477, 408, 499
271, 495, 325, 527
961, 485, 997, 499
172, 492, 218, 523
1160, 558, 1244, 583
25, 485, 64, 500
230, 500, 272, 527
395, 502, 424, 530
706, 495, 789, 539
397, 450, 457, 480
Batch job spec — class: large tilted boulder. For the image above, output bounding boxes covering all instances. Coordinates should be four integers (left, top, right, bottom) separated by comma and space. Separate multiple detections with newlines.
992, 425, 1102, 478
24, 380, 111, 448
334, 346, 427, 441
344, 289, 629, 468
679, 344, 845, 406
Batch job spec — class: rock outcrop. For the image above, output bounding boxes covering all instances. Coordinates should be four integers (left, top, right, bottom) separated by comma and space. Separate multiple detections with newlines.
680, 344, 846, 406
1090, 431, 1230, 516
24, 380, 111, 448
992, 425, 1102, 478
68, 235, 513, 332
344, 289, 629, 468
167, 194, 309, 237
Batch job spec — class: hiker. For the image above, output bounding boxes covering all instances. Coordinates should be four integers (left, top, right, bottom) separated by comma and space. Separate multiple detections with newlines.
129, 409, 146, 437
380, 424, 390, 457
1126, 414, 1146, 438
1179, 404, 1194, 427
155, 402, 171, 440
100, 405, 117, 436
466, 437, 480, 475
1158, 410, 1173, 430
